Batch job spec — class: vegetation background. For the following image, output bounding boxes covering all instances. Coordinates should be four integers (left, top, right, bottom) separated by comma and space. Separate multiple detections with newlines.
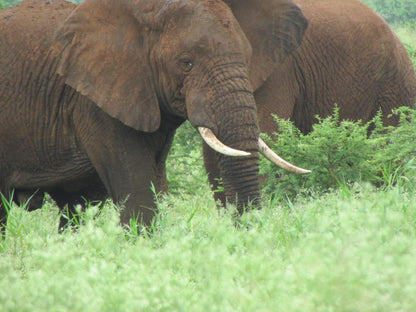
1, 0, 416, 311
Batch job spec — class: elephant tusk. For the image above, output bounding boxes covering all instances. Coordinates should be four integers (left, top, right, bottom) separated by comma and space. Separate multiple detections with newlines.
198, 127, 251, 157
258, 138, 311, 174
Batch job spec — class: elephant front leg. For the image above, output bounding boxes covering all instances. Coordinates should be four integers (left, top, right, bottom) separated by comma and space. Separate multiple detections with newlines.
96, 153, 160, 227
80, 132, 164, 227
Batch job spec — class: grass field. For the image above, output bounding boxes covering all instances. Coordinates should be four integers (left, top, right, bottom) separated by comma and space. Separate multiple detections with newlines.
1, 6, 416, 312
1, 183, 416, 311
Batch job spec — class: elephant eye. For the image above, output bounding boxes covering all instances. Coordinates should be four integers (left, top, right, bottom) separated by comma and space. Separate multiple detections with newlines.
180, 59, 193, 73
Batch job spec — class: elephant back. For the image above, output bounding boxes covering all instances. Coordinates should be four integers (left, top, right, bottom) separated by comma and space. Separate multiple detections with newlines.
0, 0, 75, 58
291, 0, 416, 127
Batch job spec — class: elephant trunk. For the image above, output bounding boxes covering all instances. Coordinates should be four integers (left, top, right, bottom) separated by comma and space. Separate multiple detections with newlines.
217, 124, 261, 212
217, 90, 261, 212
186, 66, 261, 213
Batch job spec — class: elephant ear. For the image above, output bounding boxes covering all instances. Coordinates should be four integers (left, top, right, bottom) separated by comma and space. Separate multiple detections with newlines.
50, 0, 160, 132
225, 0, 308, 90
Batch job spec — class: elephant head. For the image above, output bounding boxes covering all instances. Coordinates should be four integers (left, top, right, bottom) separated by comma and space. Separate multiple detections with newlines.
50, 0, 308, 214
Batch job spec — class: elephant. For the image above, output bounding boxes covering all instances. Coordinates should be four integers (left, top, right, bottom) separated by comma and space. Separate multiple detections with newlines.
0, 0, 309, 231
205, 0, 416, 205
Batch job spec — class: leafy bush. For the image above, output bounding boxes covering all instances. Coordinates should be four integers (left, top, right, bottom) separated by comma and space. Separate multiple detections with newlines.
404, 42, 416, 68
391, 26, 416, 69
402, 36, 416, 69
166, 121, 208, 196
0, 0, 83, 8
260, 106, 416, 201
361, 0, 416, 27
2, 0, 20, 8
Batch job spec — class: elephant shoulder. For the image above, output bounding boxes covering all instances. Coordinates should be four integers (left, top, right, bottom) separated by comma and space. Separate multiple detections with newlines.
296, 0, 397, 54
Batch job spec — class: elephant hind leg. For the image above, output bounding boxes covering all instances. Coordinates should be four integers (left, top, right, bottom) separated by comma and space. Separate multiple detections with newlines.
49, 183, 107, 232
0, 185, 44, 235
14, 189, 45, 211
375, 88, 414, 128
0, 183, 12, 237
376, 44, 416, 127
0, 203, 7, 238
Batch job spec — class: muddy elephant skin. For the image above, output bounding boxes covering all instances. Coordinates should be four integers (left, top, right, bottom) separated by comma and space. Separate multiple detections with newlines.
206, 0, 416, 205
0, 0, 308, 230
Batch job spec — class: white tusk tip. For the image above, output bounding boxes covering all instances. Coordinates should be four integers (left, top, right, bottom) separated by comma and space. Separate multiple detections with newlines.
198, 127, 251, 157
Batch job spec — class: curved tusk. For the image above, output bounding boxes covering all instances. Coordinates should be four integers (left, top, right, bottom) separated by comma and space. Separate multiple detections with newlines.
258, 138, 311, 174
198, 127, 251, 157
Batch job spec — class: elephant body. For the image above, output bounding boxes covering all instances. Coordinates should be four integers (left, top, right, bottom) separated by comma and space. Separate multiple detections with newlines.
0, 0, 178, 227
254, 0, 416, 134
0, 0, 307, 230
206, 0, 416, 204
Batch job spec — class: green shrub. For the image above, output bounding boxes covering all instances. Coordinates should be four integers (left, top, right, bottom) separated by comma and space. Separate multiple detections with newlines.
403, 41, 416, 69
370, 106, 416, 188
166, 121, 208, 196
260, 106, 416, 201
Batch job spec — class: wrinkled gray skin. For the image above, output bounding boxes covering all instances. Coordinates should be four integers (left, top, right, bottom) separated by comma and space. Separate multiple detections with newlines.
0, 0, 307, 231
206, 0, 416, 205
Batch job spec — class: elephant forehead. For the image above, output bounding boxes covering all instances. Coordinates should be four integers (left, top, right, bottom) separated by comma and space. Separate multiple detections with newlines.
161, 0, 243, 36
182, 32, 247, 56
171, 12, 249, 53
197, 0, 242, 33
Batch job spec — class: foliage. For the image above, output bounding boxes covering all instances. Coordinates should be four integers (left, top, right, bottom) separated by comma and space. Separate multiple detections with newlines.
166, 121, 209, 196
373, 0, 416, 27
361, 0, 416, 27
0, 0, 82, 8
1, 0, 19, 8
405, 42, 416, 67
260, 106, 416, 201
393, 26, 416, 69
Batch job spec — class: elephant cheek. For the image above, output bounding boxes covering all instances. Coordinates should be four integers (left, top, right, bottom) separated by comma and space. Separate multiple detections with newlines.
185, 88, 218, 134
166, 99, 188, 119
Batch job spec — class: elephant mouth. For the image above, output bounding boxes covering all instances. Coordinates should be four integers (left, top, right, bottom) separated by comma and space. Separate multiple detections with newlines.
197, 126, 311, 174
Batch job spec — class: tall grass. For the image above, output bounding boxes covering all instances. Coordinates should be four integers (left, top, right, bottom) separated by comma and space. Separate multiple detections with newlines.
1, 182, 416, 311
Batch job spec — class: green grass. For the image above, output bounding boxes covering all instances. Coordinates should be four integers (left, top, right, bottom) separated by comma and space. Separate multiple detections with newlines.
1, 181, 416, 311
